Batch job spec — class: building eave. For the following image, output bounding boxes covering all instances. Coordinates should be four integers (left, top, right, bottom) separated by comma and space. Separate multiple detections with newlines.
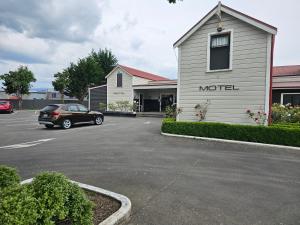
173, 3, 277, 48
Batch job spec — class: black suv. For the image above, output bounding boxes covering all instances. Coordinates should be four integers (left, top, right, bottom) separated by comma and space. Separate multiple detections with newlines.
38, 104, 104, 129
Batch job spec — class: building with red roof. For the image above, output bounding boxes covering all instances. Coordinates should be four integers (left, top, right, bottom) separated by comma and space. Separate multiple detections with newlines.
103, 64, 176, 112
272, 65, 300, 105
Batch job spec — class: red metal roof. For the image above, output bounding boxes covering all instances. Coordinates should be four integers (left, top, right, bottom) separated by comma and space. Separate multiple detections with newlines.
273, 65, 300, 76
119, 65, 170, 81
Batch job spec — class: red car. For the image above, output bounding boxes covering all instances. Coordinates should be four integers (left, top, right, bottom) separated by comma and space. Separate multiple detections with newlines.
0, 101, 13, 113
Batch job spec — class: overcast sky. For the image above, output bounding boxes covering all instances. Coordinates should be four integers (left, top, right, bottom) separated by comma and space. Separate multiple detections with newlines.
0, 0, 299, 88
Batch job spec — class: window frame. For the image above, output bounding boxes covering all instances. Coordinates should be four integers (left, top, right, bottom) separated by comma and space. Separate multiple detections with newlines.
117, 72, 123, 88
280, 92, 300, 105
207, 29, 233, 73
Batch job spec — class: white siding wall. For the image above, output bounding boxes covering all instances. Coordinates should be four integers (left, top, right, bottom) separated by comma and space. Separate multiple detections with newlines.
178, 13, 270, 124
107, 69, 133, 109
273, 76, 300, 83
132, 76, 151, 85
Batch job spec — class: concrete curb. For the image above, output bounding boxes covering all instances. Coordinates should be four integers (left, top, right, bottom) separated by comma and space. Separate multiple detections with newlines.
21, 179, 131, 225
161, 132, 300, 151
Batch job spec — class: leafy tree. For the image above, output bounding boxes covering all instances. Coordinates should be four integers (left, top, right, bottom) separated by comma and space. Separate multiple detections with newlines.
52, 70, 69, 103
65, 56, 103, 103
90, 48, 118, 83
0, 66, 36, 109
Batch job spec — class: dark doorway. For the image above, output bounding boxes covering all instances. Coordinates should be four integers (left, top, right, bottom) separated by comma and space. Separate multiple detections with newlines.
143, 99, 160, 112
161, 94, 174, 111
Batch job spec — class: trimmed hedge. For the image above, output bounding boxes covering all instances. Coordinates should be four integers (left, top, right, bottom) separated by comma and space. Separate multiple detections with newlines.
161, 118, 300, 147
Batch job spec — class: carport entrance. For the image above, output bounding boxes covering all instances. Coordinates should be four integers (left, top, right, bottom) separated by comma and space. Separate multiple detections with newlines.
134, 88, 176, 112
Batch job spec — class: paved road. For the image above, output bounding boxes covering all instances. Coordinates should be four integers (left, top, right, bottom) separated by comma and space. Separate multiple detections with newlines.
0, 111, 299, 225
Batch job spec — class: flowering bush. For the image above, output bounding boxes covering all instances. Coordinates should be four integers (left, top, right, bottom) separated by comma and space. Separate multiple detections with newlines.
165, 104, 183, 118
246, 109, 267, 125
272, 103, 300, 123
195, 100, 210, 121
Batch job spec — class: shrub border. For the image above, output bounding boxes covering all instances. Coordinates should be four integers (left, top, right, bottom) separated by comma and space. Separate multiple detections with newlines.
161, 118, 300, 150
21, 179, 132, 225
161, 132, 300, 151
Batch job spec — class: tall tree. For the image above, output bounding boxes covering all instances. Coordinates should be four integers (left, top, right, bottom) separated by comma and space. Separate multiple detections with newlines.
90, 48, 118, 83
65, 56, 103, 103
0, 66, 36, 109
52, 70, 69, 103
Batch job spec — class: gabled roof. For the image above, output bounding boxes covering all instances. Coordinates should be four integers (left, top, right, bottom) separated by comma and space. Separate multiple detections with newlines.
173, 2, 277, 48
273, 65, 300, 77
105, 65, 170, 81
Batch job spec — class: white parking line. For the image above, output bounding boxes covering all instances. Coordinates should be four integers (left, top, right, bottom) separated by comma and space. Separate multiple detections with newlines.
0, 138, 55, 149
6, 123, 37, 127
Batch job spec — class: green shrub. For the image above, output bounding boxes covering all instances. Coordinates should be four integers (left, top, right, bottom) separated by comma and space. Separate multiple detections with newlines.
271, 123, 300, 129
0, 167, 94, 225
31, 172, 93, 225
99, 102, 107, 111
272, 103, 300, 123
0, 165, 20, 189
32, 172, 71, 225
0, 185, 38, 225
67, 183, 94, 225
161, 119, 300, 147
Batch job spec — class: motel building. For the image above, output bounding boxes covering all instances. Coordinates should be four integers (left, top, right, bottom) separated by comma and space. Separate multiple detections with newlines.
90, 3, 298, 125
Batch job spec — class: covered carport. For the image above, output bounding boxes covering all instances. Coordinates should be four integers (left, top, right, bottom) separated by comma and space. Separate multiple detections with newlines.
133, 80, 177, 112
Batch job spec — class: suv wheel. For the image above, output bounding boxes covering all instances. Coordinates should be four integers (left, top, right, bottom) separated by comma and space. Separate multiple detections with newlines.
94, 116, 103, 125
62, 119, 72, 129
45, 124, 54, 129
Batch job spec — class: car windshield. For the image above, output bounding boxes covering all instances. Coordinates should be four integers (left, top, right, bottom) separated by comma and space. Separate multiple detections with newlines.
0, 101, 8, 105
41, 105, 59, 112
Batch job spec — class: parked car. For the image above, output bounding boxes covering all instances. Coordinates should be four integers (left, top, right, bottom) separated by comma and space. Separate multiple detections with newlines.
38, 104, 104, 129
0, 101, 13, 113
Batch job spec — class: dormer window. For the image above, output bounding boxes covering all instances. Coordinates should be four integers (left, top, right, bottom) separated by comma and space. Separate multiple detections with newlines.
117, 72, 122, 87
207, 30, 233, 72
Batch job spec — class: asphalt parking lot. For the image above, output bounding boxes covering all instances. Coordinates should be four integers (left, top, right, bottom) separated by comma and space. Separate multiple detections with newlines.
0, 110, 299, 225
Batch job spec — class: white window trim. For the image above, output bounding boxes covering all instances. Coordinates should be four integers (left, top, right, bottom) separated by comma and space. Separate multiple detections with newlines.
206, 29, 233, 73
280, 93, 300, 105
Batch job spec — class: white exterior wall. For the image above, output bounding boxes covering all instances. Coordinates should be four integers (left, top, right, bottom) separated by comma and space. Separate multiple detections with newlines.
107, 69, 134, 109
177, 13, 271, 124
273, 75, 300, 84
132, 76, 150, 85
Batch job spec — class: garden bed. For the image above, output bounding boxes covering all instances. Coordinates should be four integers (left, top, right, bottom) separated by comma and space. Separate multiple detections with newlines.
0, 166, 131, 225
57, 190, 120, 225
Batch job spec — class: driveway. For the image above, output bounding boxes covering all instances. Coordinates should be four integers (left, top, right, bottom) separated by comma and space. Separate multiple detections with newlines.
0, 111, 299, 225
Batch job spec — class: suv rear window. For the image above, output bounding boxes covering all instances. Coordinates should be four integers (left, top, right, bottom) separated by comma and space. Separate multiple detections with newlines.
0, 101, 8, 105
41, 105, 59, 112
